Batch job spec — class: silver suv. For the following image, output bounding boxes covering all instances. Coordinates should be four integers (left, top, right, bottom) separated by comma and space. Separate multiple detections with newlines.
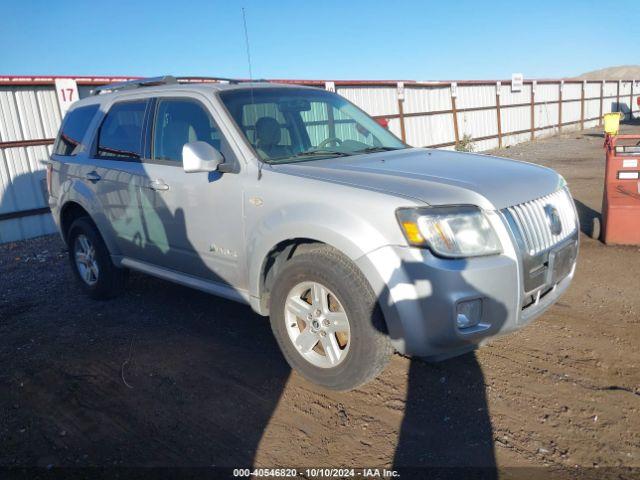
47, 76, 579, 390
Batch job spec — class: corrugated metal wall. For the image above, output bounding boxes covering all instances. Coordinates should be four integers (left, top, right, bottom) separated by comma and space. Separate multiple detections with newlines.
0, 85, 62, 243
336, 79, 639, 151
1, 76, 638, 243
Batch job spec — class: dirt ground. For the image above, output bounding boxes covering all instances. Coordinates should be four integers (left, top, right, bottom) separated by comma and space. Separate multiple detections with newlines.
1, 124, 639, 478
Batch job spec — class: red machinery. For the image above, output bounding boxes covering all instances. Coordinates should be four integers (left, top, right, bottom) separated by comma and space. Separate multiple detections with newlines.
601, 133, 640, 244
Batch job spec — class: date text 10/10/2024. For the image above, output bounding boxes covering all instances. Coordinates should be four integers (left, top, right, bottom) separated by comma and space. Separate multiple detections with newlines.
232, 468, 400, 478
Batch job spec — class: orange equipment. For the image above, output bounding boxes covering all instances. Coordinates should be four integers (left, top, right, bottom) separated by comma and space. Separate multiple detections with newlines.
601, 133, 640, 245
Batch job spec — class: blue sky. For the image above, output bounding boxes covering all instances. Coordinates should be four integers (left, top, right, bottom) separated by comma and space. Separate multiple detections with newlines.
2, 0, 638, 80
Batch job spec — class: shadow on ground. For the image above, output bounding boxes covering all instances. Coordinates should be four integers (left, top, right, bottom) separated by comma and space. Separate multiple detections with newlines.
372, 258, 505, 476
573, 199, 601, 239
0, 235, 502, 474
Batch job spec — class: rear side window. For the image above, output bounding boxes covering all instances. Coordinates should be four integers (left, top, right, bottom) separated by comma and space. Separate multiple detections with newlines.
54, 104, 100, 156
97, 100, 148, 159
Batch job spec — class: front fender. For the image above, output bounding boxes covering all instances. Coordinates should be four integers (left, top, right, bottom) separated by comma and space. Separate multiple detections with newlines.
246, 201, 392, 311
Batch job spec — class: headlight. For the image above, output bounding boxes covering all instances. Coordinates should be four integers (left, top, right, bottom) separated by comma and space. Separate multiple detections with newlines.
396, 206, 502, 258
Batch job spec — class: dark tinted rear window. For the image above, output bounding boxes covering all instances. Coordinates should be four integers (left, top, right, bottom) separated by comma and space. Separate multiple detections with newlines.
54, 104, 99, 156
97, 100, 148, 159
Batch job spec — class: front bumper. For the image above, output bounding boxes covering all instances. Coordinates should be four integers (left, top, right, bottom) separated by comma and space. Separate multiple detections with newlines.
355, 229, 578, 359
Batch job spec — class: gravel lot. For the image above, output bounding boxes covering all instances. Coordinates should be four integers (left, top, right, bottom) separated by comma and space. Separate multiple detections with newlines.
1, 125, 639, 477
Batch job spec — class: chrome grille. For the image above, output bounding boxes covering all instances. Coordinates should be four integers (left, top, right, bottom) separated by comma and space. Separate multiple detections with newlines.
505, 188, 577, 256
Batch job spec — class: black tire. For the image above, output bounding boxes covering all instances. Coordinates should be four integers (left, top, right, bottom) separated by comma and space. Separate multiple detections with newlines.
67, 217, 127, 300
269, 245, 392, 391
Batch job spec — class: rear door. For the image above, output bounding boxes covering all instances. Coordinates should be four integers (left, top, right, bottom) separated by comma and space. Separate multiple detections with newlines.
49, 103, 101, 215
90, 98, 154, 260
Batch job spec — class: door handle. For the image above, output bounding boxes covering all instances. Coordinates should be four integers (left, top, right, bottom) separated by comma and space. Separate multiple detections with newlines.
148, 180, 169, 191
85, 171, 101, 183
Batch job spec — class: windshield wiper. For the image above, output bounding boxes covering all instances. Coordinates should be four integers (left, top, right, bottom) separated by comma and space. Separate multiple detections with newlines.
352, 146, 403, 154
295, 149, 353, 157
266, 150, 353, 164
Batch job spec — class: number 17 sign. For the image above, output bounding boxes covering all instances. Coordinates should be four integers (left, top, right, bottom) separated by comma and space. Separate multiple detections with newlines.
55, 78, 79, 117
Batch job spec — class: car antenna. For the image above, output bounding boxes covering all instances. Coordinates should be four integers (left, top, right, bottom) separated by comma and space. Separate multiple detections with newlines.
242, 7, 253, 83
242, 7, 263, 180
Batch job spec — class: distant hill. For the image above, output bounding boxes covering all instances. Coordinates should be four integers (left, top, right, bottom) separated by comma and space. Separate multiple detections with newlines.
575, 65, 640, 80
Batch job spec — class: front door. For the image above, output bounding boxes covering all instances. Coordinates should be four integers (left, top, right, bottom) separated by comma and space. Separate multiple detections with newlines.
137, 95, 245, 288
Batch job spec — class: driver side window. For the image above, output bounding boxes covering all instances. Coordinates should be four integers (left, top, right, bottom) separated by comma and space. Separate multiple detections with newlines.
152, 98, 222, 163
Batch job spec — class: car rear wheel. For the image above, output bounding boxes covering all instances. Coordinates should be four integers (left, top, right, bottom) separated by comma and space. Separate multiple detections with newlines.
67, 217, 127, 300
270, 245, 392, 391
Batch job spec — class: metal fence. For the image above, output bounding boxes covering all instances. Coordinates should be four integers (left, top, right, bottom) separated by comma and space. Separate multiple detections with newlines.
1, 75, 638, 243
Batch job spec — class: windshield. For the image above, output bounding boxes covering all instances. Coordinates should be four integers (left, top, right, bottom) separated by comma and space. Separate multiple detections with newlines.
219, 87, 406, 163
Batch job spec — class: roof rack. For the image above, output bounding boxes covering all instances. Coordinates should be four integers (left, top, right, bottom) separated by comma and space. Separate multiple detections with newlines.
176, 76, 271, 84
90, 75, 178, 95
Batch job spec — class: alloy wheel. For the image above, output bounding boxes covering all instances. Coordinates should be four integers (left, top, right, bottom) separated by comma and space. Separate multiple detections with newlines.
284, 281, 351, 368
74, 234, 99, 286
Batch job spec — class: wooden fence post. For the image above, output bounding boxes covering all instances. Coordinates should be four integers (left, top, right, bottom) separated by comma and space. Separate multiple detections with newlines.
396, 82, 406, 143
530, 81, 536, 141
631, 80, 635, 120
629, 80, 635, 120
558, 81, 563, 132
495, 81, 502, 148
599, 80, 604, 126
580, 81, 586, 130
451, 82, 460, 148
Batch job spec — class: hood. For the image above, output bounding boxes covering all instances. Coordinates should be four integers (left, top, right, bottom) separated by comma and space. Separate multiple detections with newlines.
271, 148, 565, 210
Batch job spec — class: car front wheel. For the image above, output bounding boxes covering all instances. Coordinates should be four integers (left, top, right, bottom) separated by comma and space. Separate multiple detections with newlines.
269, 245, 392, 391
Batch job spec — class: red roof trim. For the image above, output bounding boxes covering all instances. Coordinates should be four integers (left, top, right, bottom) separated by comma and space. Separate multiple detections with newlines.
0, 76, 142, 86
0, 75, 631, 87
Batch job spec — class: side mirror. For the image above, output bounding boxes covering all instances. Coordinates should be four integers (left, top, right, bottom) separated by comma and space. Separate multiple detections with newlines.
182, 141, 224, 173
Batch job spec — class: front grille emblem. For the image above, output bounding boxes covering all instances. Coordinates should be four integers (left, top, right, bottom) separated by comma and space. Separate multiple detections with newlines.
544, 204, 562, 236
